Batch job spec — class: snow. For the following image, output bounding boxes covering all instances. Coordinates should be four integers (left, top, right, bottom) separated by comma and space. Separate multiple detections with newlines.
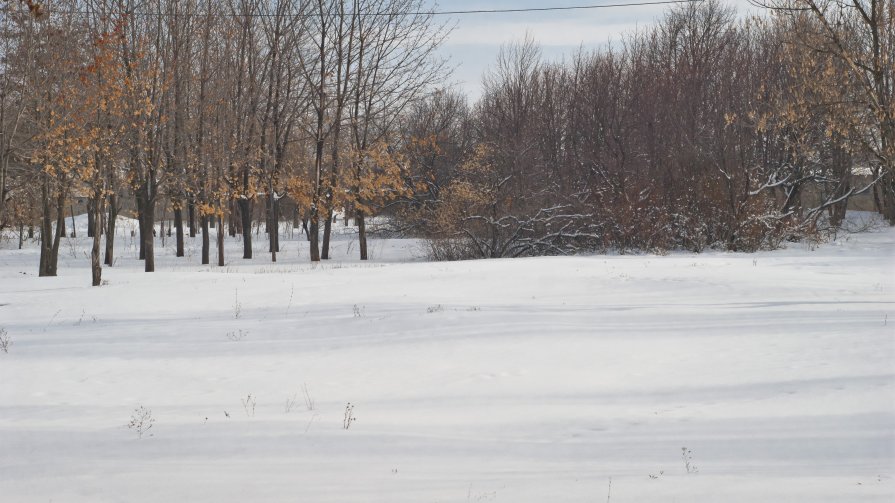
0, 213, 893, 502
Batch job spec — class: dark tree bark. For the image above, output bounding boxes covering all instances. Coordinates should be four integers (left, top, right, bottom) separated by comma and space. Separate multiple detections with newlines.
41, 183, 65, 276
357, 208, 368, 260
87, 198, 95, 237
142, 195, 155, 273
58, 203, 66, 239
309, 212, 320, 260
38, 175, 54, 277
91, 194, 103, 286
268, 192, 279, 253
136, 181, 156, 272
217, 214, 225, 266
188, 198, 196, 237
228, 200, 237, 236
201, 215, 210, 265
322, 208, 332, 259
174, 204, 184, 256
105, 192, 117, 266
239, 196, 252, 259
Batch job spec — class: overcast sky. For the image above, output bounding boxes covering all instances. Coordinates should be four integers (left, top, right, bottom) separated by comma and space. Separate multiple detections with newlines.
426, 0, 762, 100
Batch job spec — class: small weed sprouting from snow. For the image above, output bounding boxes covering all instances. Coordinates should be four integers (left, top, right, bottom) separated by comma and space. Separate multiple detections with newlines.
128, 406, 154, 438
426, 304, 444, 313
302, 383, 315, 411
285, 283, 295, 316
43, 309, 61, 332
352, 304, 364, 318
343, 402, 356, 429
233, 289, 242, 319
226, 329, 248, 341
284, 393, 297, 413
284, 384, 313, 414
66, 236, 79, 258
0, 327, 10, 353
242, 394, 256, 417
648, 470, 664, 480
682, 447, 698, 474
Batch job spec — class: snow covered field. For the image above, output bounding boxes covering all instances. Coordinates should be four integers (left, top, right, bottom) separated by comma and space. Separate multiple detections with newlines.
1, 215, 893, 502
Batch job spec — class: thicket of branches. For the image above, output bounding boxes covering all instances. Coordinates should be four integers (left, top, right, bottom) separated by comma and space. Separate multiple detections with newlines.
398, 0, 894, 258
0, 0, 892, 282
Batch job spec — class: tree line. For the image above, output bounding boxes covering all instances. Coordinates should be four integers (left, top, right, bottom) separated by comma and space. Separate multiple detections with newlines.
395, 0, 894, 258
0, 0, 892, 284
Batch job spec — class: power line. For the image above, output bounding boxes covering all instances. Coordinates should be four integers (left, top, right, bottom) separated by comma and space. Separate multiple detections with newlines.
43, 0, 705, 20
428, 0, 704, 16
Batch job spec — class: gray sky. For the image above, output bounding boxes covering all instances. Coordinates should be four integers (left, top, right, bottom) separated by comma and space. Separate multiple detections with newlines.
427, 0, 761, 100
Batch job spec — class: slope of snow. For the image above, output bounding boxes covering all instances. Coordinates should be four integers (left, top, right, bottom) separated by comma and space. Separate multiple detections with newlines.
0, 215, 893, 502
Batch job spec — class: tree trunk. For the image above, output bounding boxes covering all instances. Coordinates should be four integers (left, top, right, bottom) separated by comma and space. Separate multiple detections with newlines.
18, 222, 23, 249
91, 194, 103, 286
49, 187, 65, 275
273, 198, 279, 252
830, 178, 850, 228
188, 198, 197, 237
217, 214, 225, 266
0, 153, 7, 229
270, 193, 279, 262
871, 167, 884, 214
105, 193, 117, 266
39, 175, 53, 276
357, 208, 368, 260
58, 203, 66, 239
69, 204, 76, 238
174, 204, 185, 257
309, 209, 320, 261
268, 193, 279, 253
322, 207, 332, 259
239, 198, 252, 259
266, 193, 272, 240
87, 198, 95, 237
884, 177, 895, 225
201, 215, 210, 265
142, 196, 155, 272
136, 181, 156, 272
228, 200, 237, 236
